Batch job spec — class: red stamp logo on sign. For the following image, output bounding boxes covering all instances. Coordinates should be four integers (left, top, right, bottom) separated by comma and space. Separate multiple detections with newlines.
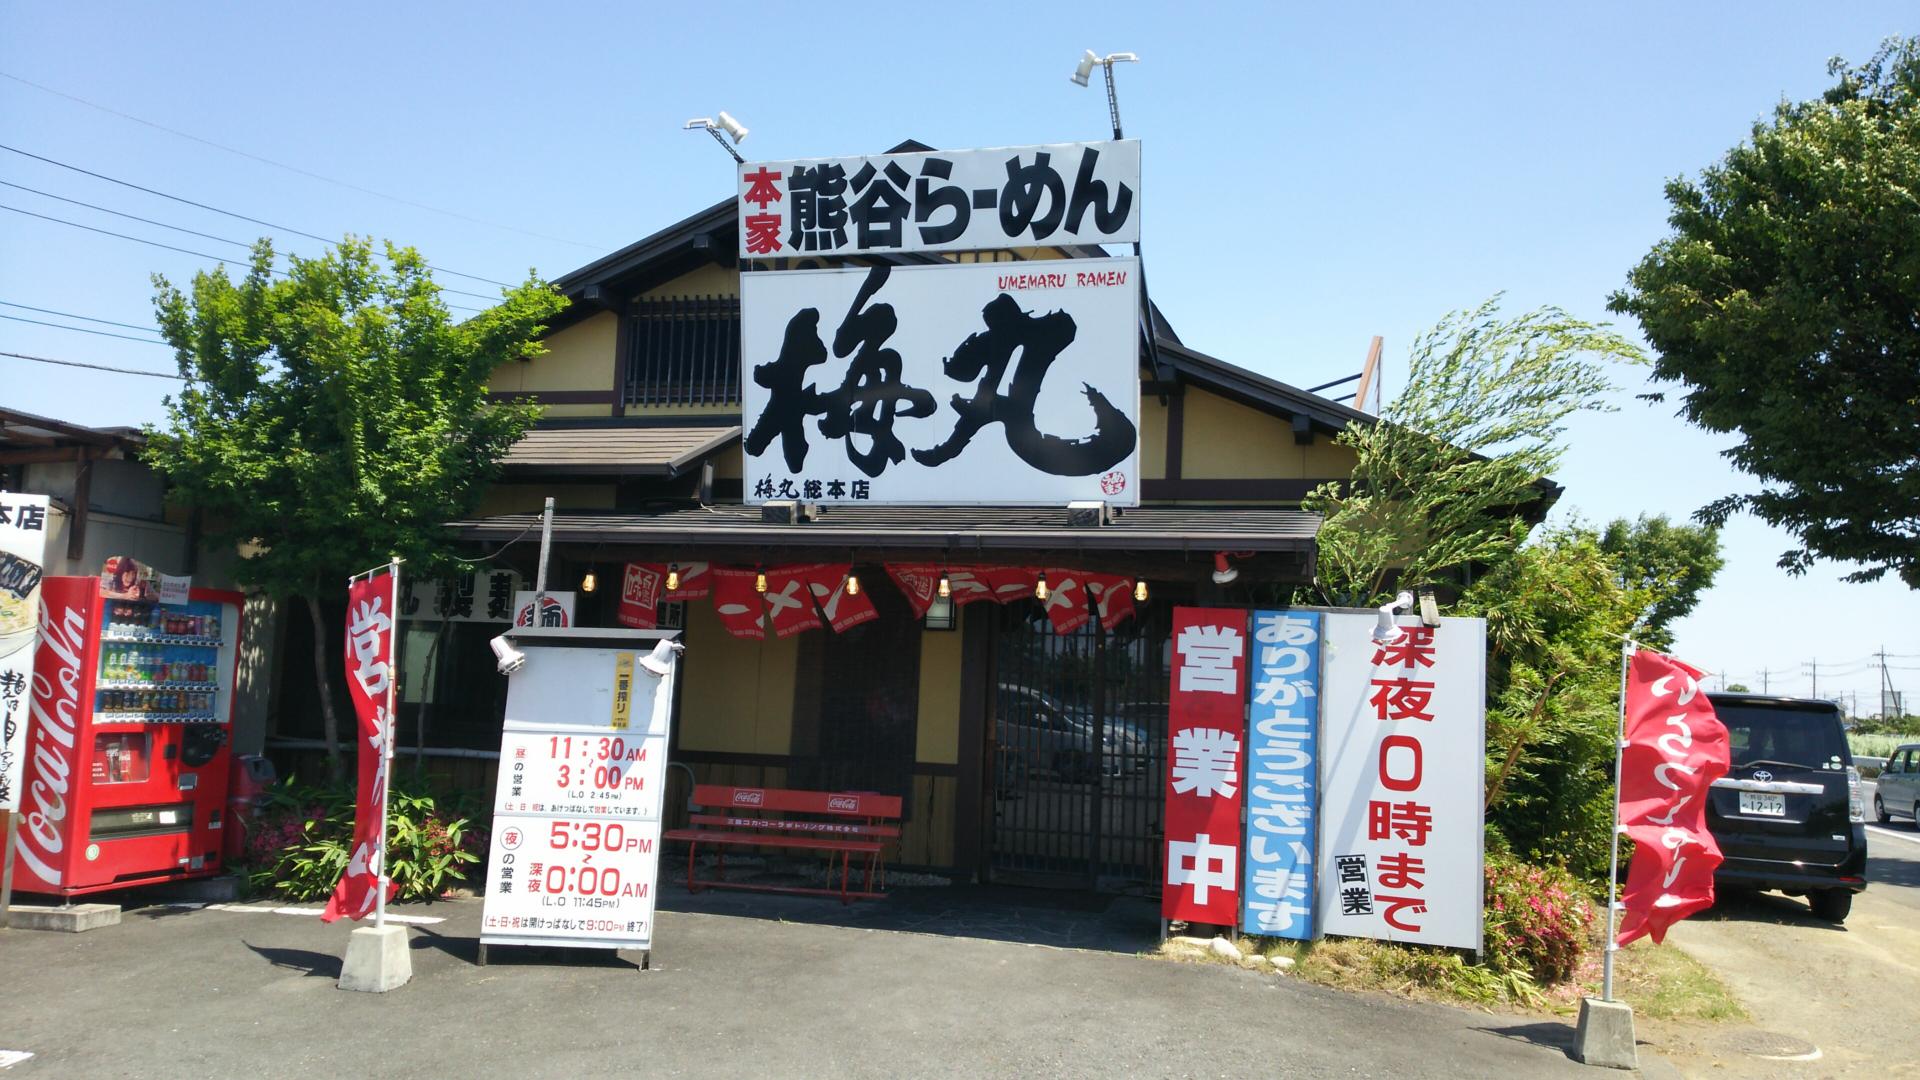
1100, 471, 1127, 496
499, 826, 523, 851
826, 795, 861, 814
732, 789, 765, 806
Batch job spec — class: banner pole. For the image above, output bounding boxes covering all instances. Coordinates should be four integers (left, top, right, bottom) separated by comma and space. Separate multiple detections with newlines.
375, 556, 402, 931
1602, 639, 1632, 1002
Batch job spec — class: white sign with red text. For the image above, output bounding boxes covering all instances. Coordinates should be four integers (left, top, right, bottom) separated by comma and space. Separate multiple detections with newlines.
480, 633, 678, 953
1315, 613, 1485, 951
0, 493, 50, 813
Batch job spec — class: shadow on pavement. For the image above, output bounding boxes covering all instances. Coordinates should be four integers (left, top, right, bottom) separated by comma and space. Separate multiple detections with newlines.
1698, 889, 1845, 931
1478, 1021, 1576, 1062
657, 882, 1159, 954
405, 922, 641, 969
243, 941, 341, 978
1867, 852, 1920, 889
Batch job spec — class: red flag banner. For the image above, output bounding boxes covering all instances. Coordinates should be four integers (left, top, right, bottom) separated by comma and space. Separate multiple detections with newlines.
616, 562, 664, 629
1085, 573, 1137, 630
1039, 567, 1092, 634
323, 570, 400, 923
761, 565, 823, 638
885, 564, 941, 618
1163, 606, 1249, 926
805, 564, 879, 633
942, 567, 998, 606
710, 567, 766, 640
1616, 649, 1730, 946
983, 566, 1038, 604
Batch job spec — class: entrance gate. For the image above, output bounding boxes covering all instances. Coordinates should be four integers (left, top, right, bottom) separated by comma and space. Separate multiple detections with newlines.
987, 603, 1170, 888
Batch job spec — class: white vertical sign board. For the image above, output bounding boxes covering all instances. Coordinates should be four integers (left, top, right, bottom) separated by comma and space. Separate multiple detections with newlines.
1315, 613, 1485, 951
0, 493, 51, 813
480, 632, 677, 953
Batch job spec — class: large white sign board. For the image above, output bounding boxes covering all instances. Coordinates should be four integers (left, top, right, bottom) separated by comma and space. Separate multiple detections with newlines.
741, 258, 1142, 506
0, 493, 50, 813
737, 140, 1140, 258
1315, 613, 1485, 951
480, 630, 677, 956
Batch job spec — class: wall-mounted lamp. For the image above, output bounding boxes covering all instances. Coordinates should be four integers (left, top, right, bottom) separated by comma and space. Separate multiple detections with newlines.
1211, 552, 1239, 586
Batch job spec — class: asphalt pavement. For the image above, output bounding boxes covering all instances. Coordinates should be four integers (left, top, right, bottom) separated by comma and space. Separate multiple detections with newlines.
1652, 783, 1920, 1077
0, 887, 1614, 1079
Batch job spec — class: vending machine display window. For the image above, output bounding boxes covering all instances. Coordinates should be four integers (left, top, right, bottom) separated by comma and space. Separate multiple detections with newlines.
91, 731, 152, 785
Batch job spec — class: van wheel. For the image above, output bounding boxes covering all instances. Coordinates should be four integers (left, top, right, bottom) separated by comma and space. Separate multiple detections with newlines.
1875, 794, 1890, 824
1809, 890, 1852, 923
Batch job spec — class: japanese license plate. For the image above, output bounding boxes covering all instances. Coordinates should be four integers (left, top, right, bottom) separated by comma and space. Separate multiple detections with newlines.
1739, 791, 1786, 817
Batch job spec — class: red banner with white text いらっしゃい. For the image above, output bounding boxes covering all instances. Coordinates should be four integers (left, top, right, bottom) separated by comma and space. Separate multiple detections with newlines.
323, 571, 401, 922
1616, 649, 1730, 946
1163, 607, 1249, 926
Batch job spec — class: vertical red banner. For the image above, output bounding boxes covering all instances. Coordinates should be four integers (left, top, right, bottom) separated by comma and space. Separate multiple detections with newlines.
323, 570, 399, 923
1164, 606, 1249, 926
1616, 649, 1730, 945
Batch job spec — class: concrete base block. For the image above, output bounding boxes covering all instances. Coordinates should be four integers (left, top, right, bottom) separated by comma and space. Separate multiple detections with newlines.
144, 875, 243, 902
338, 924, 412, 993
6, 903, 122, 933
1574, 996, 1639, 1070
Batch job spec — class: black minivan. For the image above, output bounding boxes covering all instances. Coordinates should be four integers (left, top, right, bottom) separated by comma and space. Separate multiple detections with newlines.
1707, 694, 1868, 922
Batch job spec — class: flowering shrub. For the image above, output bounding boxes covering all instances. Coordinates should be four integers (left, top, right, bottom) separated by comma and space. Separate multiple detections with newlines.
239, 776, 483, 902
1484, 853, 1595, 985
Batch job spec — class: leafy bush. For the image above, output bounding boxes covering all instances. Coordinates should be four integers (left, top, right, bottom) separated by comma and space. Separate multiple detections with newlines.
239, 776, 484, 902
1483, 853, 1595, 986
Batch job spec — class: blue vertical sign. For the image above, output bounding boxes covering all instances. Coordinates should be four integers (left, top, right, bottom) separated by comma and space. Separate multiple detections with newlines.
1242, 610, 1321, 938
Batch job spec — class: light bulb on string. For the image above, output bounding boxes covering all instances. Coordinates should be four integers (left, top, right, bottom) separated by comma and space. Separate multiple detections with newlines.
1133, 580, 1148, 602
1035, 571, 1050, 601
937, 572, 951, 599
845, 572, 861, 597
581, 570, 597, 593
755, 569, 768, 593
666, 562, 681, 592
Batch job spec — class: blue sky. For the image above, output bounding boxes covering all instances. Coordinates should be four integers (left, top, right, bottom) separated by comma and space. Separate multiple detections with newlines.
1, 3, 1913, 708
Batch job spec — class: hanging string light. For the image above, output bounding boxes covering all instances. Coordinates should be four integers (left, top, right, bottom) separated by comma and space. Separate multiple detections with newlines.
1133, 579, 1148, 602
581, 569, 597, 593
845, 571, 861, 597
755, 568, 768, 593
1035, 570, 1050, 601
937, 571, 951, 599
666, 562, 681, 592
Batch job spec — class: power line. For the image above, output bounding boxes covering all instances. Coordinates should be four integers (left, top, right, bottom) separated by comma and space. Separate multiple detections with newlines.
1, 203, 486, 315
0, 300, 161, 335
0, 312, 169, 344
0, 349, 180, 379
0, 145, 515, 290
0, 72, 600, 251
0, 177, 257, 253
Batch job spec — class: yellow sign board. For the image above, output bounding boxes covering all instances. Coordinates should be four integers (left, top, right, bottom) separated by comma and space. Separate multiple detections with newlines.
610, 652, 634, 731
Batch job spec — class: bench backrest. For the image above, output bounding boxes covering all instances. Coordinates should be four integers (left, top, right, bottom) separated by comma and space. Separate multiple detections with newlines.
692, 784, 902, 820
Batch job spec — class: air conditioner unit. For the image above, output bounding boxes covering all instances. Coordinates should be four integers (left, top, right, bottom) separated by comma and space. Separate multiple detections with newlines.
1067, 501, 1113, 527
761, 501, 817, 525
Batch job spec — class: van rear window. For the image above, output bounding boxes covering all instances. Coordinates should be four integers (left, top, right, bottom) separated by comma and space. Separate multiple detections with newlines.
1713, 703, 1848, 769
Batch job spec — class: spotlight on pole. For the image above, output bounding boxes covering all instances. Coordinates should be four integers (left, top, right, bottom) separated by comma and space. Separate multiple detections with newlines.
684, 113, 748, 164
1070, 51, 1140, 138
1071, 49, 1098, 87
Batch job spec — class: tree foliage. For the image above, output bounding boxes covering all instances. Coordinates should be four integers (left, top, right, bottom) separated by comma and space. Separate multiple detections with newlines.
1305, 297, 1643, 606
1598, 515, 1725, 648
144, 237, 565, 779
1609, 37, 1920, 587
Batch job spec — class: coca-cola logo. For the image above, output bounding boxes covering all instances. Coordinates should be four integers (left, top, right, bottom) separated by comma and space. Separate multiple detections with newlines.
17, 595, 87, 888
827, 795, 860, 814
732, 789, 764, 806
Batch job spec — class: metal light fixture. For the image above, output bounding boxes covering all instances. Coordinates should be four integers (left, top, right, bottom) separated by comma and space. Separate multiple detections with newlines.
845, 571, 861, 597
489, 634, 527, 676
1035, 571, 1050, 601
1211, 552, 1239, 586
638, 638, 684, 679
580, 569, 597, 593
755, 568, 768, 593
1133, 579, 1148, 603
1070, 50, 1141, 139
684, 113, 749, 164
1374, 591, 1415, 643
937, 571, 951, 599
666, 562, 681, 592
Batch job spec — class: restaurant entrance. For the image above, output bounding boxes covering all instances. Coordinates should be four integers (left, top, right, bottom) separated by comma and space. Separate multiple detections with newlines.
987, 603, 1170, 889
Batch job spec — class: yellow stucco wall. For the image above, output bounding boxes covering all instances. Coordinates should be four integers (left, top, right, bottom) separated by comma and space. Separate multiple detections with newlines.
676, 597, 797, 755
488, 310, 619, 418
914, 618, 964, 765
641, 264, 737, 298
1178, 387, 1358, 481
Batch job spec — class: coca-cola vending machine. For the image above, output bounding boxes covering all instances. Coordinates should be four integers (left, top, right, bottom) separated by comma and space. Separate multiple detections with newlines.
12, 576, 243, 897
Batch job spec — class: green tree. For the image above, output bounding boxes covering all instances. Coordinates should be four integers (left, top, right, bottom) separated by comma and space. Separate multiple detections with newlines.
1725, 682, 1751, 693
1598, 515, 1725, 648
1305, 297, 1643, 606
145, 238, 565, 782
1609, 38, 1920, 587
1462, 526, 1654, 883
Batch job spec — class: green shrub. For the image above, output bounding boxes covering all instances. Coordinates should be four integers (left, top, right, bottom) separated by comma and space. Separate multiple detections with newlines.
1484, 853, 1595, 986
239, 776, 484, 902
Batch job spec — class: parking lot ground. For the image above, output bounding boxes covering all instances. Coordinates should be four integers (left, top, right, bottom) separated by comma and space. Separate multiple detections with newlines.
1643, 805, 1920, 1078
0, 885, 1630, 1079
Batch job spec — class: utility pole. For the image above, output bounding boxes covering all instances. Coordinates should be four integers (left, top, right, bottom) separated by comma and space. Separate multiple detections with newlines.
1760, 667, 1770, 694
1808, 659, 1818, 700
1880, 646, 1892, 719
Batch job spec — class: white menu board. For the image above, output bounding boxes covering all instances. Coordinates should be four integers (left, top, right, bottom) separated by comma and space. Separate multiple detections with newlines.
0, 493, 51, 813
479, 630, 678, 956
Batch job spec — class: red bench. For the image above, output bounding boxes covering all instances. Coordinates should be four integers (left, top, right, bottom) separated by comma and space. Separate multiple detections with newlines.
663, 785, 903, 903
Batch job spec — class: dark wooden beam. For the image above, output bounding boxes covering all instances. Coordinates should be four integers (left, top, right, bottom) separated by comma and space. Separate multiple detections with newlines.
1139, 478, 1318, 501
484, 389, 619, 405
1292, 413, 1313, 446
954, 605, 991, 879
67, 448, 92, 561
1164, 386, 1184, 481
